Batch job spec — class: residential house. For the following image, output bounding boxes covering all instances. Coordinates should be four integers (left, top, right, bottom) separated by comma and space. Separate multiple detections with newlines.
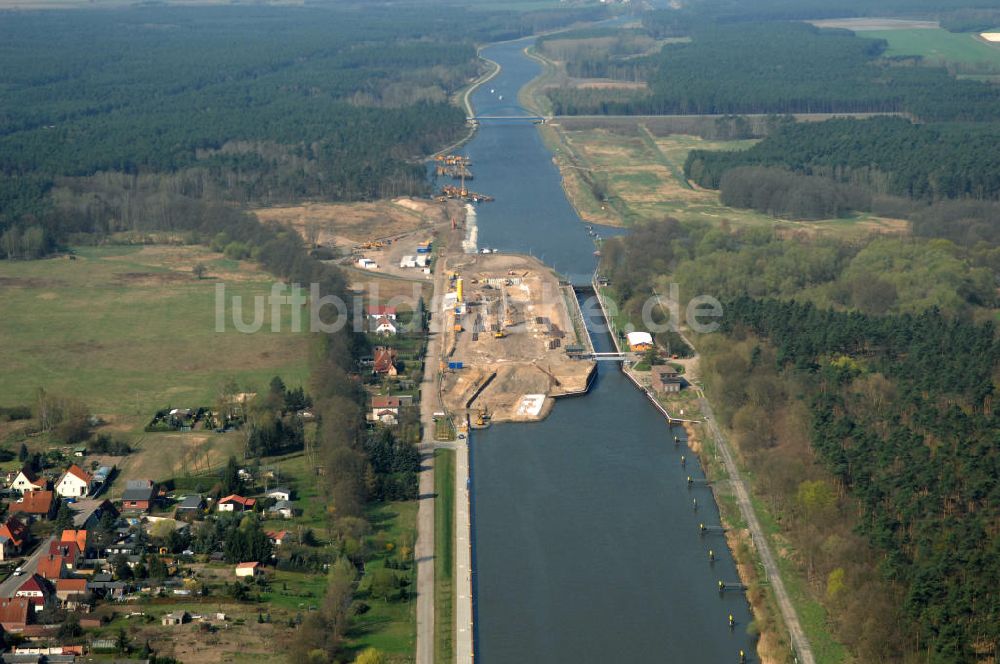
651, 365, 683, 393
626, 331, 654, 352
55, 465, 92, 498
374, 317, 397, 336
266, 530, 289, 546
162, 610, 189, 626
266, 500, 294, 520
36, 555, 66, 581
47, 540, 81, 571
15, 574, 52, 611
264, 487, 292, 502
55, 578, 89, 609
68, 499, 117, 529
366, 305, 397, 320
0, 517, 28, 561
121, 479, 155, 513
175, 494, 206, 516
218, 495, 256, 513
9, 468, 46, 494
0, 598, 31, 632
372, 347, 398, 376
14, 490, 56, 519
370, 396, 402, 425
86, 574, 128, 600
60, 529, 87, 557
235, 562, 260, 578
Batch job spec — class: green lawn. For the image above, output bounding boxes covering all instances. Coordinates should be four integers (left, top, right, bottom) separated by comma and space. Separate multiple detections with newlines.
434, 449, 455, 662
351, 500, 419, 659
867, 28, 1000, 66
257, 451, 329, 536
0, 244, 310, 421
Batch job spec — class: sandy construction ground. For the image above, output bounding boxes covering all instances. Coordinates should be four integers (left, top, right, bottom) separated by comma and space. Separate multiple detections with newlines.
254, 198, 460, 248
437, 253, 594, 424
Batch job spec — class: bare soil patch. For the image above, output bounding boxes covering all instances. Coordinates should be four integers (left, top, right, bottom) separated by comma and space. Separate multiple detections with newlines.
810, 18, 939, 30
255, 198, 459, 249
568, 78, 648, 90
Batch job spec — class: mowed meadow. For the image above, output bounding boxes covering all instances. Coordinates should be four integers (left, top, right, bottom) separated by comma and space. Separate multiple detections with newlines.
0, 244, 311, 423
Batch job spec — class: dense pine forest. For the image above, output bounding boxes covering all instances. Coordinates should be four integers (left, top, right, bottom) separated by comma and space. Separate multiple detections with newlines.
0, 3, 606, 257
545, 22, 1000, 120
600, 217, 1000, 662
686, 117, 1000, 201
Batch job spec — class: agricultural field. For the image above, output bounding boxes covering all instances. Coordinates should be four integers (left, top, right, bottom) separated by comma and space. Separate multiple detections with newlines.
0, 243, 311, 465
546, 125, 909, 237
864, 27, 1000, 67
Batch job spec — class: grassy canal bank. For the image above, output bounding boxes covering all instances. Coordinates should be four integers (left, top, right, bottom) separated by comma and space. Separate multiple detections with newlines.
434, 448, 456, 661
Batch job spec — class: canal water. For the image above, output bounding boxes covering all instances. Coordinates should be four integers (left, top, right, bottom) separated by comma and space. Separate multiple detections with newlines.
463, 38, 754, 663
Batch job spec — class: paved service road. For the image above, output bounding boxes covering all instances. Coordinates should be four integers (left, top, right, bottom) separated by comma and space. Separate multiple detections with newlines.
699, 395, 816, 664
416, 255, 448, 664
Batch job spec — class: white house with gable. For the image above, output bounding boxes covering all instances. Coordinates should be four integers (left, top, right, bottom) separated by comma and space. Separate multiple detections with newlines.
55, 465, 92, 498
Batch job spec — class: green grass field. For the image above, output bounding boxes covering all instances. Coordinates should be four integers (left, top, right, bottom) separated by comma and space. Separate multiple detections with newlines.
867, 28, 1000, 67
260, 451, 420, 660
551, 127, 909, 237
0, 244, 310, 421
352, 500, 419, 659
434, 449, 456, 662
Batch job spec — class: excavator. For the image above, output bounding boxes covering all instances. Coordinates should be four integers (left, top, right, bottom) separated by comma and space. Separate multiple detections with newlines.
474, 405, 491, 427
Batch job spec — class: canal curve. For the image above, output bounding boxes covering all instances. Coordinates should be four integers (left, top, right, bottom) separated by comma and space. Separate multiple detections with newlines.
462, 37, 754, 663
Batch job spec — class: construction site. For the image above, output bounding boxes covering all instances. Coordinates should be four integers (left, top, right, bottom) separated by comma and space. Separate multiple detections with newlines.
436, 252, 596, 427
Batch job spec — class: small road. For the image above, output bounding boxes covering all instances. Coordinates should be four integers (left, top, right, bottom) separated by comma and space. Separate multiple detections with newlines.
700, 397, 816, 664
415, 254, 449, 664
0, 535, 55, 598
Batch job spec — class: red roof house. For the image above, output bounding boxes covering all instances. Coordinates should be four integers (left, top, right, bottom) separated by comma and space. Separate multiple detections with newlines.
15, 574, 52, 610
14, 490, 56, 518
55, 464, 93, 498
266, 530, 289, 546
0, 516, 28, 560
372, 347, 398, 376
36, 555, 66, 581
55, 578, 89, 606
0, 598, 31, 631
218, 495, 256, 512
60, 529, 88, 554
48, 540, 82, 570
367, 305, 397, 320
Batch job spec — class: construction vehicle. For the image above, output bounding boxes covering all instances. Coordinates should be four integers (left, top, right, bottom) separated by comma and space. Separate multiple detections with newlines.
474, 406, 491, 427
434, 155, 474, 180
440, 184, 494, 203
